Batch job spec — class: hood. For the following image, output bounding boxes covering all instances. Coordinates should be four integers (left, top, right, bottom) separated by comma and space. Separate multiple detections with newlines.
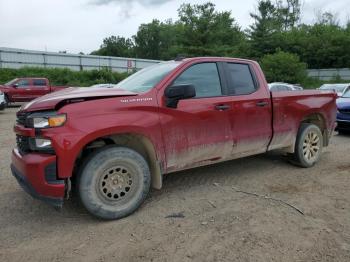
22, 87, 137, 112
337, 97, 350, 109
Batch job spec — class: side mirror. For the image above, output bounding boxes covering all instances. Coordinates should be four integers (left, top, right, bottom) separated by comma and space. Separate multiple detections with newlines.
165, 84, 196, 108
12, 83, 19, 88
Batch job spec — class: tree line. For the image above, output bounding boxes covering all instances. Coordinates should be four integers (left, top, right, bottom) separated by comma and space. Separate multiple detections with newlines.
91, 1, 350, 70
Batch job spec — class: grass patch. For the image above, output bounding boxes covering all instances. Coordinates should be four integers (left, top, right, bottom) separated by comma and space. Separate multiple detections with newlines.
0, 67, 129, 87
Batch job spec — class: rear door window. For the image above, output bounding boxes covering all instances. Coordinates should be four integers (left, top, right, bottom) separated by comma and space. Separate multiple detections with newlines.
33, 79, 47, 86
225, 63, 257, 95
173, 63, 222, 98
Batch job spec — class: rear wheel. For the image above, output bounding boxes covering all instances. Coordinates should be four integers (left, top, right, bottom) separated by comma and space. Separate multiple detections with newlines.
78, 146, 151, 220
292, 123, 323, 168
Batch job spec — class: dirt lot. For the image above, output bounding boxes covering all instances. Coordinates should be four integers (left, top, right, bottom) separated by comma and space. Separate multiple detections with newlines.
0, 107, 350, 262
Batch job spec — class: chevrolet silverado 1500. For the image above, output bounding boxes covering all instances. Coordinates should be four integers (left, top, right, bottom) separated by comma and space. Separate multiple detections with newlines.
0, 78, 67, 104
11, 57, 337, 219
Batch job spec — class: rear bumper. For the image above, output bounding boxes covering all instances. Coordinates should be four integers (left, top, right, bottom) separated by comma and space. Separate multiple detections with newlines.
11, 149, 65, 207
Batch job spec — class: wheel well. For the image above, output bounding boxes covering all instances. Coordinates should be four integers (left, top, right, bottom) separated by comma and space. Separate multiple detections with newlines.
301, 113, 328, 146
75, 134, 162, 190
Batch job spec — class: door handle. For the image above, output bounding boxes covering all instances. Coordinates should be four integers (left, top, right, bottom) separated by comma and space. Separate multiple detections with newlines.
256, 101, 268, 107
215, 104, 230, 111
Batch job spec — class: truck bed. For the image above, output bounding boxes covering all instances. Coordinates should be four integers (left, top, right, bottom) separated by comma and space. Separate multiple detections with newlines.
268, 90, 337, 151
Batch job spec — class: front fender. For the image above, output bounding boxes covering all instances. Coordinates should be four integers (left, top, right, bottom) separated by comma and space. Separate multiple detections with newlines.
42, 102, 164, 179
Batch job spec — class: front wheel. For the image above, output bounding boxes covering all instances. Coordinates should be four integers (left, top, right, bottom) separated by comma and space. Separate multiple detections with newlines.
78, 146, 151, 220
4, 95, 9, 107
292, 123, 323, 168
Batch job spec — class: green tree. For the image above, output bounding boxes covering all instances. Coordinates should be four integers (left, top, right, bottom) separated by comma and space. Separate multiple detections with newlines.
91, 36, 134, 57
133, 19, 180, 60
316, 11, 339, 26
275, 23, 350, 68
260, 50, 307, 83
248, 0, 281, 59
177, 2, 246, 57
276, 0, 301, 30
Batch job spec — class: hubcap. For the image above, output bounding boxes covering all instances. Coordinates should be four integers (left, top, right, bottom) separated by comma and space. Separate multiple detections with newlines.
303, 131, 320, 162
99, 166, 133, 201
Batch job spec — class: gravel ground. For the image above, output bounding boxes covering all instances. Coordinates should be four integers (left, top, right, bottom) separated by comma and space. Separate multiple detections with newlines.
0, 107, 350, 262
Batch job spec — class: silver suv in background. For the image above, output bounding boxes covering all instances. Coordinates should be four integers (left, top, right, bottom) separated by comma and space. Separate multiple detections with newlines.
268, 82, 303, 92
319, 83, 350, 97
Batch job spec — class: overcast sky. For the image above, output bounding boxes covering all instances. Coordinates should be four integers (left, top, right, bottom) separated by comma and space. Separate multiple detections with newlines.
0, 0, 348, 54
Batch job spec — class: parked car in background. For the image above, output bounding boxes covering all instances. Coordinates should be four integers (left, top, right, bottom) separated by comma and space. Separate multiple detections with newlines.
319, 83, 350, 97
336, 87, 350, 133
268, 82, 303, 91
90, 83, 116, 88
0, 91, 5, 110
0, 78, 68, 104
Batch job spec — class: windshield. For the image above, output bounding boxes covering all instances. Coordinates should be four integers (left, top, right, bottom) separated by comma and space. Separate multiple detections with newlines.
5, 78, 18, 86
116, 62, 180, 93
342, 88, 350, 98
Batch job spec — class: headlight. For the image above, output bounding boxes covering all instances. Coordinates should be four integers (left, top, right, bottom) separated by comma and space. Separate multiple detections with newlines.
29, 113, 66, 128
33, 117, 50, 128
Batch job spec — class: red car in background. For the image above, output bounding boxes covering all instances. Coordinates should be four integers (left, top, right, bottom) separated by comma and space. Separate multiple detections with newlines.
0, 78, 68, 104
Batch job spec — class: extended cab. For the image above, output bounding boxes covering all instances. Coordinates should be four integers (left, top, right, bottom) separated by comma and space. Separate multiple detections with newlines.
0, 78, 67, 104
11, 57, 337, 219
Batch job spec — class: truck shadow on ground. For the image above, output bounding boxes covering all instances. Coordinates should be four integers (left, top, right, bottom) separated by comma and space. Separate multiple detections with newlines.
159, 152, 291, 191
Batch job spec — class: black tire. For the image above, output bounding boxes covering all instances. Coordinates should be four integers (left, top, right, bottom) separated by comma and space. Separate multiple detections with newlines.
77, 146, 151, 220
4, 95, 9, 107
292, 123, 323, 168
338, 129, 349, 135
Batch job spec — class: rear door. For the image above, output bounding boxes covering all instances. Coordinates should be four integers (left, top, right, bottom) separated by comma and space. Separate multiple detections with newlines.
159, 62, 234, 173
223, 62, 272, 156
32, 79, 50, 98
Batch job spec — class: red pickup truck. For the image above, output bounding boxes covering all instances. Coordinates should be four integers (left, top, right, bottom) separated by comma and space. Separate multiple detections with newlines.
11, 57, 337, 220
0, 78, 67, 104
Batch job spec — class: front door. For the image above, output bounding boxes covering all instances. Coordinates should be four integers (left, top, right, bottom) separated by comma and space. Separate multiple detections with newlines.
159, 62, 234, 173
10, 79, 33, 102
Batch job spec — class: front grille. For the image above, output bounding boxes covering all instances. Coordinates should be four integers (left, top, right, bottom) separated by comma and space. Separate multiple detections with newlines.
339, 109, 350, 114
16, 135, 31, 154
